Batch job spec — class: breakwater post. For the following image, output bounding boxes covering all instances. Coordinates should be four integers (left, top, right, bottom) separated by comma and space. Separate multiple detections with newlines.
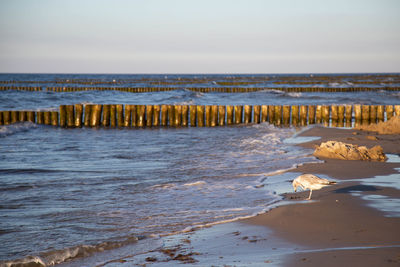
66, 105, 74, 127
308, 105, 316, 125
291, 105, 299, 126
226, 105, 234, 125
218, 105, 226, 126
2, 104, 399, 129
386, 105, 394, 121
189, 105, 196, 126
283, 105, 290, 126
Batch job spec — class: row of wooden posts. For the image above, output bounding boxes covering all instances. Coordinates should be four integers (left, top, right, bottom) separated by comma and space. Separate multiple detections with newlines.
1, 104, 399, 128
1, 86, 400, 93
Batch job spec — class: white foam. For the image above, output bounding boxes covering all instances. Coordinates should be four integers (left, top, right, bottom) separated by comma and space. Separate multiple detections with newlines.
184, 181, 206, 187
165, 198, 282, 236
0, 122, 37, 137
173, 100, 195, 105
1, 256, 46, 267
150, 183, 176, 189
287, 92, 302, 98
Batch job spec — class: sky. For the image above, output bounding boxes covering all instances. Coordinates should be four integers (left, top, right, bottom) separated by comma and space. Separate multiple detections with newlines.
0, 0, 399, 73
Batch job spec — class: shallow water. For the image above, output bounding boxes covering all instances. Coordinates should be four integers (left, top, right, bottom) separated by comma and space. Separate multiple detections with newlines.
1, 73, 399, 265
0, 121, 316, 264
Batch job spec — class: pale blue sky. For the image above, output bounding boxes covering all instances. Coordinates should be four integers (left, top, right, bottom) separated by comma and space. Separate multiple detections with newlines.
0, 0, 399, 73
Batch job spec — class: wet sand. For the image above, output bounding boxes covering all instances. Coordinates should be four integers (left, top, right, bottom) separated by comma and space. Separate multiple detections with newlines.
245, 126, 400, 266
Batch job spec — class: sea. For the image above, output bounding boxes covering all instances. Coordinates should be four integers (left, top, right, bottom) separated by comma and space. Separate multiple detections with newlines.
1, 73, 399, 266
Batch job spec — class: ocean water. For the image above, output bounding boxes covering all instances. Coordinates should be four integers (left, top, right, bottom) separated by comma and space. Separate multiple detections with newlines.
0, 73, 399, 266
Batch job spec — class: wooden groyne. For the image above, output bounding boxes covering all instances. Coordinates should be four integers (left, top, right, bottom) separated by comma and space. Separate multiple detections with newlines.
1, 85, 400, 93
1, 104, 399, 128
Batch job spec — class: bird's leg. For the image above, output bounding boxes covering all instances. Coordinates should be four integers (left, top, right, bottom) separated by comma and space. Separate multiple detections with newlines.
307, 190, 313, 200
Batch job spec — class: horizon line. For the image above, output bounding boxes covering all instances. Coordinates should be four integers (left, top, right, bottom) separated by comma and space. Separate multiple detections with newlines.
1, 71, 399, 75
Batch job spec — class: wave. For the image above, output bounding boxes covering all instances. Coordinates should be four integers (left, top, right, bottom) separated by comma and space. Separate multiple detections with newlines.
0, 122, 37, 138
172, 197, 282, 236
1, 236, 140, 267
259, 89, 285, 94
287, 92, 302, 98
183, 181, 206, 187
173, 100, 195, 106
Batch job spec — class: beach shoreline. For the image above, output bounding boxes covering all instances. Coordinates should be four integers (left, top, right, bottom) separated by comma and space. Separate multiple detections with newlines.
243, 126, 400, 266
51, 125, 400, 266
151, 125, 400, 266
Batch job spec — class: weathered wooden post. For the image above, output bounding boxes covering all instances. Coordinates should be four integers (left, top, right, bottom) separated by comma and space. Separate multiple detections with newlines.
197, 105, 205, 127
322, 105, 330, 126
84, 104, 92, 127
51, 111, 58, 126
127, 105, 135, 127
253, 105, 260, 124
218, 105, 225, 126
234, 105, 243, 124
145, 105, 153, 127
291, 105, 299, 126
316, 105, 322, 124
300, 105, 308, 126
11, 111, 19, 124
19, 111, 27, 122
210, 105, 218, 127
354, 104, 362, 127
226, 105, 234, 125
377, 105, 384, 122
0, 111, 3, 125
345, 105, 352, 127
102, 104, 110, 127
261, 105, 268, 123
3, 111, 11, 125
205, 105, 212, 127
37, 111, 44, 124
137, 105, 146, 127
44, 111, 51, 125
175, 105, 182, 127
161, 105, 168, 126
308, 105, 316, 125
282, 105, 290, 126
75, 104, 83, 127
27, 111, 35, 123
243, 105, 252, 124
110, 105, 117, 127
189, 105, 196, 126
274, 105, 282, 126
394, 105, 400, 117
361, 105, 370, 125
386, 105, 394, 121
66, 105, 74, 127
123, 105, 132, 127
116, 104, 124, 127
369, 105, 377, 124
153, 105, 160, 126
168, 105, 174, 127
331, 105, 338, 127
338, 105, 345, 127
268, 105, 274, 124
182, 105, 189, 127
90, 104, 102, 127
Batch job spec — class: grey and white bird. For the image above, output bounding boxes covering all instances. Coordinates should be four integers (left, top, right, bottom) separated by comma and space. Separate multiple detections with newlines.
292, 174, 336, 200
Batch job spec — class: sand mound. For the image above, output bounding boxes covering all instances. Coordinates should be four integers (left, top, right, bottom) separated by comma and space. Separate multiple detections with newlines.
313, 141, 387, 162
355, 116, 400, 134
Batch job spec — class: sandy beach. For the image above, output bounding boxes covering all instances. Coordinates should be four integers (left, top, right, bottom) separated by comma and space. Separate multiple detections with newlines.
246, 126, 400, 266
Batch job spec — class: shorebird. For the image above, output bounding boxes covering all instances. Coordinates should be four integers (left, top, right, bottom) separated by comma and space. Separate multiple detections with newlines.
292, 174, 336, 200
